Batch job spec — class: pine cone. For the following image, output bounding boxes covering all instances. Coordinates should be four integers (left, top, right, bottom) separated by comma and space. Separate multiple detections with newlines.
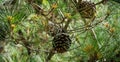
47, 22, 65, 36
0, 29, 6, 41
52, 33, 71, 53
77, 1, 96, 19
0, 22, 8, 41
46, 31, 71, 62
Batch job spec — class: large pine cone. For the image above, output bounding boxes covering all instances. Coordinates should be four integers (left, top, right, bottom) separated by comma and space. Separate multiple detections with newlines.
52, 33, 71, 53
77, 1, 96, 19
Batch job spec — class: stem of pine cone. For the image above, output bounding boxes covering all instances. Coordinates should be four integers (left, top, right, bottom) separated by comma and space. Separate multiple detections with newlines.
64, 19, 72, 31
46, 49, 55, 62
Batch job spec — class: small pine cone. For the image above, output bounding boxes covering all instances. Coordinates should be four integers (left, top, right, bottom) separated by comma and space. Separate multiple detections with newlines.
52, 33, 71, 53
0, 22, 8, 41
77, 1, 96, 19
47, 22, 65, 36
0, 46, 3, 53
47, 25, 60, 36
0, 29, 6, 41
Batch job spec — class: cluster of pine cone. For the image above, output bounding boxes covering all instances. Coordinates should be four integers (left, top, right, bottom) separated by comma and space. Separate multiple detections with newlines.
47, 22, 71, 53
46, 1, 97, 61
48, 0, 96, 53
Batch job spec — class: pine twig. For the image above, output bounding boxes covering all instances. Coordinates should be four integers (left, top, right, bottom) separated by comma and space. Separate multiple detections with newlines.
46, 49, 55, 62
64, 19, 72, 31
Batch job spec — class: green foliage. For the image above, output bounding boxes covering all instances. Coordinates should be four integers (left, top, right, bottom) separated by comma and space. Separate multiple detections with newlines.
0, 0, 120, 62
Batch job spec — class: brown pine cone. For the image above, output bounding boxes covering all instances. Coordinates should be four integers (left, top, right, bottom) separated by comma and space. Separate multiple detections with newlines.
52, 33, 71, 53
76, 1, 96, 19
